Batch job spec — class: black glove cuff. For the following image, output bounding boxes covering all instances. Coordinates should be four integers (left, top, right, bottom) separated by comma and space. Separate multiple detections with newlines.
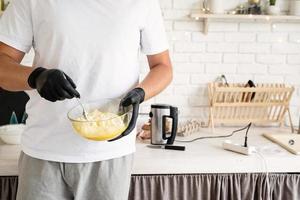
28, 67, 47, 89
134, 87, 145, 104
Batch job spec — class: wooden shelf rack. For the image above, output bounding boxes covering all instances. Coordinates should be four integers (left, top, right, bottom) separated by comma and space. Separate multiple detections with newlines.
208, 83, 295, 132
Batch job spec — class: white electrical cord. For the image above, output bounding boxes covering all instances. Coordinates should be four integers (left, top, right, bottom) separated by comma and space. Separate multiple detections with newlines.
255, 150, 271, 200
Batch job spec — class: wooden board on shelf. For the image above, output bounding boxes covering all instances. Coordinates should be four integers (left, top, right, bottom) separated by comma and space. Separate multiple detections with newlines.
190, 13, 300, 21
190, 13, 300, 34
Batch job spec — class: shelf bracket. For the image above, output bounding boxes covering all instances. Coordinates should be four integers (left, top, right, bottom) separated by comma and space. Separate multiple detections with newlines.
204, 18, 208, 35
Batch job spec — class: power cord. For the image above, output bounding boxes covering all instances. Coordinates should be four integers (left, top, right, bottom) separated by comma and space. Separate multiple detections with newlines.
175, 120, 271, 197
175, 122, 272, 198
243, 123, 252, 147
176, 123, 252, 143
256, 151, 271, 200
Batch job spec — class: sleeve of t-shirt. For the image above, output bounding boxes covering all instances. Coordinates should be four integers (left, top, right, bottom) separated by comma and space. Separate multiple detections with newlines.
140, 0, 168, 55
0, 0, 33, 53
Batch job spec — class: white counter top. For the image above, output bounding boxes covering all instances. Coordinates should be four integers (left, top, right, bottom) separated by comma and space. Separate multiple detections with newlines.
0, 143, 20, 176
1, 127, 300, 176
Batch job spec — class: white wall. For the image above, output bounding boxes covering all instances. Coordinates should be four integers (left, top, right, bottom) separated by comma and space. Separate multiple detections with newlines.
138, 0, 300, 125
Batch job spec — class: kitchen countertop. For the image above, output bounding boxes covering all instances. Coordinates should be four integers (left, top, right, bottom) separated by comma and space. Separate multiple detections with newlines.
1, 127, 300, 176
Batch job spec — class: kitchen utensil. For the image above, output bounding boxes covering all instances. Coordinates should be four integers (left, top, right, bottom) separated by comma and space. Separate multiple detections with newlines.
68, 98, 138, 141
0, 124, 25, 145
147, 145, 185, 151
76, 98, 88, 120
149, 104, 178, 145
263, 133, 300, 155
109, 99, 140, 142
202, 0, 210, 13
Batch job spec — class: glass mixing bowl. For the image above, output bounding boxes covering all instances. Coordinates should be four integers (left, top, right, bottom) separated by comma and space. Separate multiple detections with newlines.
67, 99, 132, 141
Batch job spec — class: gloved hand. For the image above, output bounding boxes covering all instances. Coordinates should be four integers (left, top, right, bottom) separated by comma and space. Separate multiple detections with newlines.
120, 87, 145, 107
28, 67, 80, 102
109, 88, 145, 142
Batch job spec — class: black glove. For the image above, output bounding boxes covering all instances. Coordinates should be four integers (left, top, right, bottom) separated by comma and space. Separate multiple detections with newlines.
28, 67, 80, 102
109, 88, 145, 142
120, 87, 145, 107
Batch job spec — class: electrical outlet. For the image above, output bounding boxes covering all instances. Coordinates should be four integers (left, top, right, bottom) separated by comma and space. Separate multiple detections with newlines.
223, 140, 256, 155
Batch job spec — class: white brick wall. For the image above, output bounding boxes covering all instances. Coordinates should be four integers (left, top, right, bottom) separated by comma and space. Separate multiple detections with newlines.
208, 43, 239, 53
223, 54, 255, 64
20, 0, 300, 125
174, 42, 205, 52
143, 0, 300, 125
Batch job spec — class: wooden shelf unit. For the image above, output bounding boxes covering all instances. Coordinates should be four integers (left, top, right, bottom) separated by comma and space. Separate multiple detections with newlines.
190, 13, 300, 34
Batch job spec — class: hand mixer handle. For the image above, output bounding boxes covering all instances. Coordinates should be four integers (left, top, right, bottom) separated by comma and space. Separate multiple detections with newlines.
162, 106, 178, 145
167, 106, 178, 145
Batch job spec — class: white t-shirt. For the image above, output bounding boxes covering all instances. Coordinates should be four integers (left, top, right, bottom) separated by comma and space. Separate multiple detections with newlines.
0, 0, 168, 163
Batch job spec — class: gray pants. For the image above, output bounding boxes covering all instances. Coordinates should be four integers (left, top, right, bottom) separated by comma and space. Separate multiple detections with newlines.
17, 152, 133, 200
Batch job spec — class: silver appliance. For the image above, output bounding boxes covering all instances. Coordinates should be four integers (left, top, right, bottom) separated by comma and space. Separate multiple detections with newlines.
149, 104, 178, 145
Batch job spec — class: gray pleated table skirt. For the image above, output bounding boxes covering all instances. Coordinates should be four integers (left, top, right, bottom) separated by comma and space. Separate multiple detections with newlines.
1, 173, 300, 200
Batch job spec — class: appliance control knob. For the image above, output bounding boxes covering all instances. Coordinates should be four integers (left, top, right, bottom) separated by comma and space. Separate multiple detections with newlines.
149, 112, 153, 118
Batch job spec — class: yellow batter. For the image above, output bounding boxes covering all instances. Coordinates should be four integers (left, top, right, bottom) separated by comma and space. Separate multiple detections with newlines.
72, 109, 127, 141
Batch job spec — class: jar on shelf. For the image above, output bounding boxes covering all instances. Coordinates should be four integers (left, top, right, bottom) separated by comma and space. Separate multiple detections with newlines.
248, 0, 260, 5
208, 0, 225, 14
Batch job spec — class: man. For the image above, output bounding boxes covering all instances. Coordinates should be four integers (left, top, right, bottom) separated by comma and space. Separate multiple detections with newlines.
0, 0, 172, 199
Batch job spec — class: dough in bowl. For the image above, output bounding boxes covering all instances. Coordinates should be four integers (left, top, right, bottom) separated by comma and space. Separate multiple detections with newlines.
73, 109, 127, 140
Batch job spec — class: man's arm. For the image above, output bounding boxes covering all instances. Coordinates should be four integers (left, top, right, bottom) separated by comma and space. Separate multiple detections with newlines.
116, 50, 172, 141
137, 50, 173, 101
0, 42, 33, 91
0, 42, 79, 102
